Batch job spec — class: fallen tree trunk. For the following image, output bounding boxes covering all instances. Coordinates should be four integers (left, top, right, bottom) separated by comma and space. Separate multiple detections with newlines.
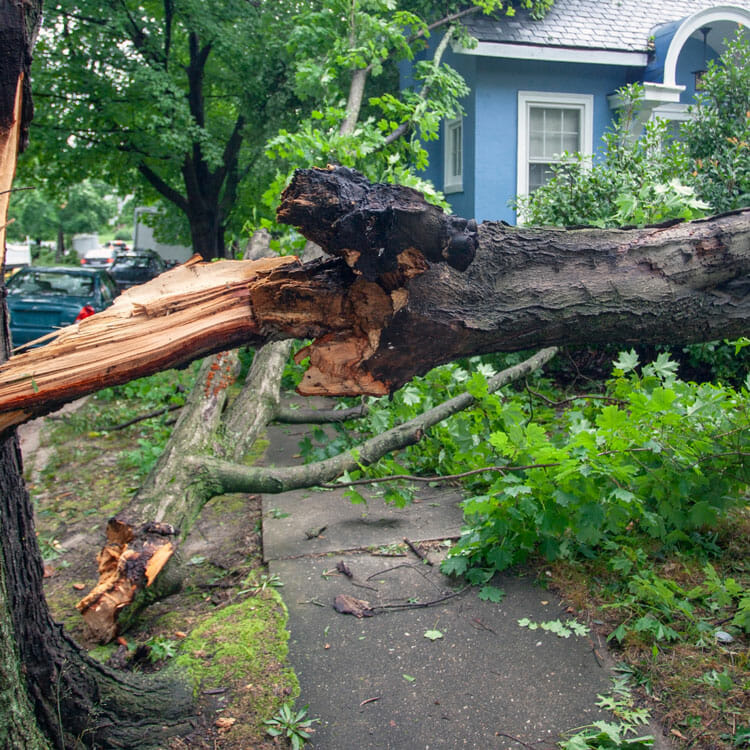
0, 166, 748, 432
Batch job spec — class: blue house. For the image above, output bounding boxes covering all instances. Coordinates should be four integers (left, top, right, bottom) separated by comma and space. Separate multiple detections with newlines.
413, 1, 750, 224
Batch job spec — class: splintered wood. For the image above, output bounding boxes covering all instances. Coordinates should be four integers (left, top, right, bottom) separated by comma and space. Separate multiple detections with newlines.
0, 255, 294, 431
76, 519, 177, 642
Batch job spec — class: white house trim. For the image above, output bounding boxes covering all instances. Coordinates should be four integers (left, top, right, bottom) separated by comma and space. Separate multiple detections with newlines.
651, 102, 692, 121
516, 91, 594, 205
443, 117, 464, 194
662, 5, 750, 87
455, 41, 648, 67
607, 81, 686, 137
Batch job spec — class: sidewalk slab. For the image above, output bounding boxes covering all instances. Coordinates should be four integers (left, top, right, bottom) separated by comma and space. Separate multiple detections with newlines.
262, 484, 463, 561
269, 552, 613, 750
257, 411, 668, 749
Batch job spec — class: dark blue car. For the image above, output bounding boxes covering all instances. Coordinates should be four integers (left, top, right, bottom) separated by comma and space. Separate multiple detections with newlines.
6, 266, 118, 349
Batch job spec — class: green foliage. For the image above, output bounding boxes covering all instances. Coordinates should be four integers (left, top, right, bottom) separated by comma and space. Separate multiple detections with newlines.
514, 84, 705, 227
681, 33, 750, 212
7, 180, 117, 244
443, 351, 748, 576
518, 617, 590, 638
24, 1, 301, 255
94, 365, 199, 479
560, 670, 653, 749
264, 703, 318, 750
517, 36, 750, 225
142, 635, 177, 663
263, 1, 472, 213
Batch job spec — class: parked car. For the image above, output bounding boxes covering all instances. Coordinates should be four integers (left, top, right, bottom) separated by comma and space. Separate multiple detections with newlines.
105, 240, 131, 253
80, 246, 120, 268
6, 266, 119, 349
108, 249, 166, 291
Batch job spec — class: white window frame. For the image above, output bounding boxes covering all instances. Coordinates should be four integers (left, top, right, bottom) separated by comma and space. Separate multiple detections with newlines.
516, 91, 594, 201
443, 116, 463, 194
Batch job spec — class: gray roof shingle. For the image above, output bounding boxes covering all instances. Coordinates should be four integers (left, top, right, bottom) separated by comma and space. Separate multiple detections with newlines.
463, 0, 750, 52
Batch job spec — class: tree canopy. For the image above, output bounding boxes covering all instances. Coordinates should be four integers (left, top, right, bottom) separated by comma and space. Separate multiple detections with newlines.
22, 1, 556, 259
23, 0, 301, 257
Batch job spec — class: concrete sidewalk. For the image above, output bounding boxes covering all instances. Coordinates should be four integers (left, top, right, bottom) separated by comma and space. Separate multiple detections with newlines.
259, 420, 648, 749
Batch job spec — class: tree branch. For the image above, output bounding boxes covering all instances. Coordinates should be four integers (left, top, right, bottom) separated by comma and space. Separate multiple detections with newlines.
137, 162, 189, 213
0, 168, 748, 431
275, 402, 368, 424
190, 347, 558, 494
383, 25, 456, 147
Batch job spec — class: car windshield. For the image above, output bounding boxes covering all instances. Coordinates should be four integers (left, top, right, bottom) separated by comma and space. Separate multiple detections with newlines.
113, 255, 151, 269
9, 271, 94, 296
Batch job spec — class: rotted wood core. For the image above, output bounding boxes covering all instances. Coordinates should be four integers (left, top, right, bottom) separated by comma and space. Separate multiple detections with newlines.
76, 519, 178, 642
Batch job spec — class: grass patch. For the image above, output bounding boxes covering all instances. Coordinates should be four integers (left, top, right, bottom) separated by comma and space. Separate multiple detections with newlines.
543, 508, 750, 749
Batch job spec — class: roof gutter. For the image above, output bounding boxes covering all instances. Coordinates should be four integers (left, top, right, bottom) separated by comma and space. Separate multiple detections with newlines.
454, 41, 649, 67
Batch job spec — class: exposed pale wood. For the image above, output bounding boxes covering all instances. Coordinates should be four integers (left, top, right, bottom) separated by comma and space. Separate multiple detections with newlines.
0, 75, 22, 266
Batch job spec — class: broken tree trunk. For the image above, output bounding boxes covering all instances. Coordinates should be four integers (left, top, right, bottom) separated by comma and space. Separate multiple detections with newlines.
76, 232, 313, 641
0, 166, 748, 432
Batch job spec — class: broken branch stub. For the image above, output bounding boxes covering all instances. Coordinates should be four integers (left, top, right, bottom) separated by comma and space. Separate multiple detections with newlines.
277, 165, 478, 279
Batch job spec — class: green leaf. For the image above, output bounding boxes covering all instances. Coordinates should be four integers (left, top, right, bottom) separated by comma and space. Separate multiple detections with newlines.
423, 629, 443, 641
612, 349, 640, 374
441, 556, 468, 576
540, 619, 573, 638
478, 585, 505, 603
402, 673, 416, 682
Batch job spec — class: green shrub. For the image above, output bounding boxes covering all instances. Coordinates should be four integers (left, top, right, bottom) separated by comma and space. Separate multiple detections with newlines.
442, 351, 749, 577
681, 33, 750, 213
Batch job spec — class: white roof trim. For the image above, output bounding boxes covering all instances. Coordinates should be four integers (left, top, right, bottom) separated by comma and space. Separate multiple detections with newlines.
455, 41, 648, 66
663, 5, 750, 86
608, 82, 685, 109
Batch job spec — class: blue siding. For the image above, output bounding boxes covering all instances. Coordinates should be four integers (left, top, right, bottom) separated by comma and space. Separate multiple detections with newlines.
469, 56, 629, 224
409, 31, 727, 225
674, 37, 720, 100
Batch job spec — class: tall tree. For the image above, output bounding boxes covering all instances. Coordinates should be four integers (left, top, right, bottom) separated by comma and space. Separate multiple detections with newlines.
22, 0, 300, 259
0, 3, 48, 746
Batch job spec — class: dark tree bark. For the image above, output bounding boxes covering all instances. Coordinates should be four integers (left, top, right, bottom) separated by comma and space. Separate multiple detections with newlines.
0, 167, 748, 432
0, 2, 194, 746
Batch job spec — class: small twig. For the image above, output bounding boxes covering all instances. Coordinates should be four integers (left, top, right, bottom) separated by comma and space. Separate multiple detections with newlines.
373, 586, 469, 611
686, 716, 717, 748
102, 403, 182, 431
321, 462, 561, 489
524, 381, 624, 407
470, 617, 496, 635
366, 563, 416, 581
0, 186, 35, 196
493, 732, 541, 749
404, 537, 432, 565
359, 696, 381, 707
351, 580, 379, 592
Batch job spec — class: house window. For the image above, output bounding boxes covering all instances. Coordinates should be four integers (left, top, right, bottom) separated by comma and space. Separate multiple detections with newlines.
444, 117, 463, 193
517, 92, 593, 200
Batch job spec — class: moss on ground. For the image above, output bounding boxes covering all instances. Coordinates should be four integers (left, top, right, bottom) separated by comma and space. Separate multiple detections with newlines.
176, 591, 299, 746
